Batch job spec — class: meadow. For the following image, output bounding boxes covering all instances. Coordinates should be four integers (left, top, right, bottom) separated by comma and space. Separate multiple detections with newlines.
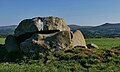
0, 38, 5, 44
0, 38, 120, 72
86, 38, 120, 49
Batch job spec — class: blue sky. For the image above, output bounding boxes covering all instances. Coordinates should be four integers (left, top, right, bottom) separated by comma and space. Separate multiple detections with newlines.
0, 0, 120, 26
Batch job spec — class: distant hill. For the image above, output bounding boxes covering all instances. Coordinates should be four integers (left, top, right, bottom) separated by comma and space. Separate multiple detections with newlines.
69, 23, 120, 37
95, 23, 120, 29
0, 25, 17, 36
68, 25, 93, 31
1, 23, 120, 37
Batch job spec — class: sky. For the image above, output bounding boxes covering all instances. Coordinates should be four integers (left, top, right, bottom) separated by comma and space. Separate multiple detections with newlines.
0, 0, 120, 26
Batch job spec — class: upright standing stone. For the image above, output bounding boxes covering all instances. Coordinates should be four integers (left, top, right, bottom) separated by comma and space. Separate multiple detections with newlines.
72, 30, 87, 48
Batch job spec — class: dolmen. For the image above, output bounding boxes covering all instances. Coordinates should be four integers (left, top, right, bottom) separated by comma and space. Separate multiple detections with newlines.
5, 16, 87, 54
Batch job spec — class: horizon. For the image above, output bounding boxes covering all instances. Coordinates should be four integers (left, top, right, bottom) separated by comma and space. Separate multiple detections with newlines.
1, 0, 120, 26
1, 22, 120, 27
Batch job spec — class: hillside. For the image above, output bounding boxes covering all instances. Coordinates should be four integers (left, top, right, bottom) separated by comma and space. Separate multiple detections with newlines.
95, 23, 120, 29
90, 23, 120, 37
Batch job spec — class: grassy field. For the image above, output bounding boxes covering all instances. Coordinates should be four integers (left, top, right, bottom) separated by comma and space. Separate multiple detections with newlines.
0, 38, 5, 44
86, 38, 120, 49
0, 38, 120, 72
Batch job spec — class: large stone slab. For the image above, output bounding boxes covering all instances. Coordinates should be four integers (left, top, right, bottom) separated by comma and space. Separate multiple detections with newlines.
5, 35, 19, 52
14, 17, 70, 37
20, 31, 72, 53
72, 30, 87, 48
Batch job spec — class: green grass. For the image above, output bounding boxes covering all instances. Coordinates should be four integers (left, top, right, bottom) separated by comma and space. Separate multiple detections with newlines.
0, 38, 5, 44
86, 38, 120, 49
0, 38, 120, 72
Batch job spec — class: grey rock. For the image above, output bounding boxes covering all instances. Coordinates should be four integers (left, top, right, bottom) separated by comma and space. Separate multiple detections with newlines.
5, 35, 19, 52
72, 30, 87, 48
45, 31, 72, 51
4, 16, 88, 54
20, 31, 72, 53
20, 33, 56, 53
